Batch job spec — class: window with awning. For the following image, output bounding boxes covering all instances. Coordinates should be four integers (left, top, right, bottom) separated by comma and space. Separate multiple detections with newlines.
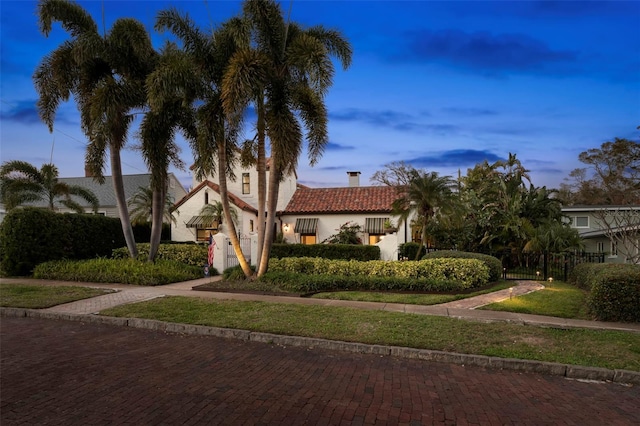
294, 218, 318, 234
364, 217, 388, 234
186, 216, 218, 229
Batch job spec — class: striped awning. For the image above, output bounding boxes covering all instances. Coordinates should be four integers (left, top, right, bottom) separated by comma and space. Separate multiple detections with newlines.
365, 217, 388, 234
294, 218, 318, 234
186, 216, 218, 229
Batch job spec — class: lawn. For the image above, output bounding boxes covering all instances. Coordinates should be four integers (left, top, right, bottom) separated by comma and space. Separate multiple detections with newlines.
100, 296, 640, 372
0, 283, 113, 308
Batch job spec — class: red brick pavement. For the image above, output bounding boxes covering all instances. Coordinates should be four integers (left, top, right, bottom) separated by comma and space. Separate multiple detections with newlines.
2, 317, 639, 425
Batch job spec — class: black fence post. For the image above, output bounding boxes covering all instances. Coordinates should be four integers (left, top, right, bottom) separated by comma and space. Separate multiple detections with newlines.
543, 251, 549, 281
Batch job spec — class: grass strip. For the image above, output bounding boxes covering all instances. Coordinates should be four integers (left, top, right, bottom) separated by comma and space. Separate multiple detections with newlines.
480, 281, 591, 319
0, 284, 112, 308
101, 296, 640, 372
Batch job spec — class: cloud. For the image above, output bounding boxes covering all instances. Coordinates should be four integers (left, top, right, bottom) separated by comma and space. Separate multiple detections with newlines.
330, 108, 461, 135
406, 149, 504, 167
1, 101, 42, 125
395, 29, 578, 77
441, 107, 498, 117
325, 142, 356, 151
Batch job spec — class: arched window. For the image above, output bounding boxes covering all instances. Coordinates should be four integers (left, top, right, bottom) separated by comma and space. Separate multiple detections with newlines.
204, 191, 209, 204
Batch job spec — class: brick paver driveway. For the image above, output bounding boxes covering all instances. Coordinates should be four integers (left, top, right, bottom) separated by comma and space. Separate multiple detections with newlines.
2, 317, 639, 425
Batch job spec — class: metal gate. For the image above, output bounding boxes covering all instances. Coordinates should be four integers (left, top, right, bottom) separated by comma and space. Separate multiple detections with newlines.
500, 251, 605, 281
225, 237, 251, 269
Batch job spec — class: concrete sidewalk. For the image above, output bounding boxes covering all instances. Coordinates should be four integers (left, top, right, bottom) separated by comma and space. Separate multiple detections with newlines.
2, 276, 639, 333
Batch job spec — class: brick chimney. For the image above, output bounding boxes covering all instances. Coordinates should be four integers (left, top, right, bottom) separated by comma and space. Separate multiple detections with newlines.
347, 171, 360, 187
84, 163, 94, 177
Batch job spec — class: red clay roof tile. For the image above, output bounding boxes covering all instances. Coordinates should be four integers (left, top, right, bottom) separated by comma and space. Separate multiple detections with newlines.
283, 186, 399, 214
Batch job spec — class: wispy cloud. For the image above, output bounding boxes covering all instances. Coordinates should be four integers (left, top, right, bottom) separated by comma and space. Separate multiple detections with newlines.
325, 142, 356, 151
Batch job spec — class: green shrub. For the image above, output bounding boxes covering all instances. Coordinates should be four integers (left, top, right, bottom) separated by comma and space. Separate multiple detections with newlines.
568, 263, 610, 290
0, 208, 125, 276
587, 264, 640, 322
422, 250, 503, 282
223, 264, 256, 280
259, 271, 465, 294
112, 243, 210, 267
268, 257, 490, 289
33, 258, 203, 285
398, 242, 425, 260
270, 243, 379, 261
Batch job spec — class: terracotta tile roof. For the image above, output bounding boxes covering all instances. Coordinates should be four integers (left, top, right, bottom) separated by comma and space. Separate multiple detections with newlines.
173, 180, 258, 214
283, 186, 399, 214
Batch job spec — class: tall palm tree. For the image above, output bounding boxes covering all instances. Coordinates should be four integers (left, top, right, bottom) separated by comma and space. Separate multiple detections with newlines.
223, 0, 352, 276
0, 160, 99, 213
128, 186, 178, 226
392, 170, 457, 259
152, 8, 254, 276
33, 0, 156, 258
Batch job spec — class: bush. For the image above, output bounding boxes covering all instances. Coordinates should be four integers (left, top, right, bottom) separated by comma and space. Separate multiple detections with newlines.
112, 243, 211, 268
268, 257, 490, 289
259, 271, 466, 294
223, 264, 256, 280
422, 250, 503, 282
587, 264, 640, 322
568, 263, 610, 290
0, 208, 125, 276
270, 244, 380, 261
398, 242, 425, 260
33, 258, 203, 285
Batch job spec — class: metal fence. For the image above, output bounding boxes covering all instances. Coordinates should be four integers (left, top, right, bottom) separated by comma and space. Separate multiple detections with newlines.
499, 251, 605, 281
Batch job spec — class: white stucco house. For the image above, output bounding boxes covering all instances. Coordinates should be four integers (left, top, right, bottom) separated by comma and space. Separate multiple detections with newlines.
562, 205, 640, 264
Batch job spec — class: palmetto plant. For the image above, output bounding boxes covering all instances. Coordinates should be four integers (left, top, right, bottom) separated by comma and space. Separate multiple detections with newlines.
0, 160, 99, 214
199, 201, 238, 231
33, 0, 156, 258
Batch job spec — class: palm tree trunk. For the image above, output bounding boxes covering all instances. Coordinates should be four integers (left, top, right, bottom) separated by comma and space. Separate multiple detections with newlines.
257, 163, 280, 276
110, 145, 138, 258
256, 96, 266, 265
217, 139, 253, 278
147, 185, 165, 262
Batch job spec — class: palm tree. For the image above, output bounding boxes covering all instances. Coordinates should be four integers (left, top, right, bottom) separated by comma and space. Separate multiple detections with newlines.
223, 0, 352, 276
33, 0, 156, 258
199, 201, 238, 232
392, 170, 458, 259
0, 160, 99, 213
128, 186, 178, 226
152, 8, 254, 276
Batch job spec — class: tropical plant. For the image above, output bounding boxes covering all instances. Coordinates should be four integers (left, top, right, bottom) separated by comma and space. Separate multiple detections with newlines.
392, 170, 458, 259
128, 186, 178, 226
222, 0, 352, 277
0, 160, 98, 213
33, 0, 156, 258
322, 222, 363, 244
198, 201, 238, 231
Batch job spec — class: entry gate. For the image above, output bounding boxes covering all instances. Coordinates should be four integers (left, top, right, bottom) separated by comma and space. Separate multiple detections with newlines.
225, 237, 251, 269
500, 251, 605, 281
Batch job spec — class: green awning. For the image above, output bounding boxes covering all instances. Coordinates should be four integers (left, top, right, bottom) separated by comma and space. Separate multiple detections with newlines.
186, 216, 218, 229
365, 218, 388, 234
294, 218, 318, 234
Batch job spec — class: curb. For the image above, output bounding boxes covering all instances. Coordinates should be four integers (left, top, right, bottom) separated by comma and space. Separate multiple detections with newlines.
3, 307, 639, 386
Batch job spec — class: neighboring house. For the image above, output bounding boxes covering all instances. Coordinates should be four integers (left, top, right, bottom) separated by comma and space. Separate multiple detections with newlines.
562, 205, 640, 264
1, 171, 187, 220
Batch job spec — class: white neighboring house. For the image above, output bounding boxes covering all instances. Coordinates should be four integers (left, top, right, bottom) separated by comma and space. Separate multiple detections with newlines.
0, 171, 187, 221
563, 205, 640, 264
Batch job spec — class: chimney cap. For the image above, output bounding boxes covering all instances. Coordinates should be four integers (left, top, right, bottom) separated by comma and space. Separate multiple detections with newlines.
347, 171, 361, 176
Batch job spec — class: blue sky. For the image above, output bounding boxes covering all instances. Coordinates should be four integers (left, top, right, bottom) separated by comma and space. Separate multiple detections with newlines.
1, 0, 639, 192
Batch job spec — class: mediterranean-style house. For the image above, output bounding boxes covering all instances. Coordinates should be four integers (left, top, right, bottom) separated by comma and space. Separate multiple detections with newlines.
171, 166, 412, 261
562, 205, 640, 264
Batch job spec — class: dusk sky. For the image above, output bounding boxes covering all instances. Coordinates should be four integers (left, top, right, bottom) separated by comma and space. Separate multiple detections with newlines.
1, 0, 639, 192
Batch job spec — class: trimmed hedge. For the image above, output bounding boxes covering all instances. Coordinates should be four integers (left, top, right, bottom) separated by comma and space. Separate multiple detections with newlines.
270, 243, 380, 261
398, 242, 426, 260
268, 257, 490, 289
0, 208, 125, 276
422, 250, 503, 282
568, 263, 612, 290
112, 243, 213, 269
259, 271, 468, 294
587, 264, 640, 322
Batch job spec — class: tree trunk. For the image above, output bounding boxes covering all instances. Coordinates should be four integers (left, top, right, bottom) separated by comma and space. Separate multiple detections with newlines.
147, 184, 165, 262
257, 164, 280, 276
217, 140, 253, 278
110, 145, 138, 258
256, 97, 266, 265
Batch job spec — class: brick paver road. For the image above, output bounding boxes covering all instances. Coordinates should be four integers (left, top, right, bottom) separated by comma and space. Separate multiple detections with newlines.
2, 317, 639, 425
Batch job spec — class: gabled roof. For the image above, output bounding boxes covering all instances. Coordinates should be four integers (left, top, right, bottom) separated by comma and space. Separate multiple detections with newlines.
173, 180, 258, 214
283, 186, 399, 214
